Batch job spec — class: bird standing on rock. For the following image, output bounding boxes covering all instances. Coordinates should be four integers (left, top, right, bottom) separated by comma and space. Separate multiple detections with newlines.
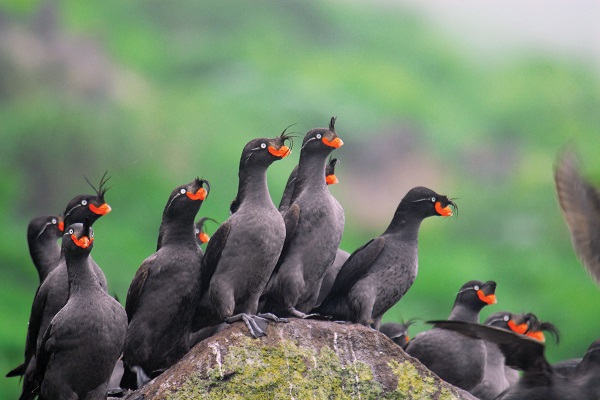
194, 131, 292, 338
315, 186, 455, 327
121, 178, 210, 389
406, 280, 497, 394
262, 117, 345, 318
23, 219, 127, 400
10, 175, 112, 397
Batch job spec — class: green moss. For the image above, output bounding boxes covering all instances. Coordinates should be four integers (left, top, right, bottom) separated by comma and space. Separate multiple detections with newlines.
388, 360, 459, 400
168, 337, 384, 399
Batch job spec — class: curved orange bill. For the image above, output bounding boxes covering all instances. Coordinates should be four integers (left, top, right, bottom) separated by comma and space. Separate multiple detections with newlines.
187, 187, 207, 201
322, 137, 343, 148
507, 320, 528, 334
89, 203, 111, 216
71, 234, 93, 249
58, 221, 65, 232
476, 290, 497, 305
268, 145, 291, 158
326, 174, 339, 185
198, 232, 210, 243
526, 330, 546, 342
435, 202, 453, 217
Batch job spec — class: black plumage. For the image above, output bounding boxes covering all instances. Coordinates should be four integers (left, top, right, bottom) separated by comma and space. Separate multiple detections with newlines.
22, 220, 127, 400
431, 321, 600, 400
405, 280, 497, 393
27, 215, 64, 284
15, 176, 112, 397
194, 132, 291, 338
315, 186, 455, 327
5, 215, 64, 380
121, 178, 210, 389
262, 117, 345, 318
554, 147, 600, 284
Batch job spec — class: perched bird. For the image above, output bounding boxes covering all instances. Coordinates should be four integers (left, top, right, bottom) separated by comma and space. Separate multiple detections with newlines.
5, 215, 64, 380
430, 320, 600, 400
27, 215, 64, 284
262, 117, 345, 318
554, 147, 600, 284
405, 280, 497, 393
194, 217, 217, 249
121, 179, 210, 389
379, 319, 416, 350
22, 219, 127, 400
315, 186, 455, 327
13, 175, 112, 396
277, 155, 346, 308
194, 131, 291, 338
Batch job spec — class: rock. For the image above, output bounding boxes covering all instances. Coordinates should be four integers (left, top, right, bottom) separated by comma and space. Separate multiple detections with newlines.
125, 319, 477, 399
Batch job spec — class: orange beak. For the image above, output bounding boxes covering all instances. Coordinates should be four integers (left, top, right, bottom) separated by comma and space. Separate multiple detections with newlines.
198, 232, 210, 244
89, 203, 111, 216
187, 187, 207, 201
435, 202, 452, 217
322, 137, 343, 149
71, 234, 93, 249
58, 221, 65, 232
268, 145, 291, 158
508, 320, 529, 334
526, 331, 546, 342
326, 174, 339, 185
476, 290, 497, 305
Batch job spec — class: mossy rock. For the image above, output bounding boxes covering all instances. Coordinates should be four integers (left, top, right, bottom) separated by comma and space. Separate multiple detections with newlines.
126, 319, 476, 399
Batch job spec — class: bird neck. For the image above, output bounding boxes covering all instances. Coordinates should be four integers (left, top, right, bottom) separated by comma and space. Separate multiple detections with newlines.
28, 235, 60, 283
236, 165, 274, 209
157, 215, 198, 250
383, 204, 424, 236
292, 152, 328, 196
65, 252, 102, 296
448, 302, 484, 323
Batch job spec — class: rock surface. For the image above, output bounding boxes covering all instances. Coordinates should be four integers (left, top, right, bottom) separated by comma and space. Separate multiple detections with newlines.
125, 319, 477, 399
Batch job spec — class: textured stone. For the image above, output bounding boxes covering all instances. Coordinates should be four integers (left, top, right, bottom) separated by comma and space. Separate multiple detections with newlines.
125, 319, 477, 400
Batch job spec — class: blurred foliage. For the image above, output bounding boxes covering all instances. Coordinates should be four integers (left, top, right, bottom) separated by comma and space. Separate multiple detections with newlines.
1, 0, 600, 397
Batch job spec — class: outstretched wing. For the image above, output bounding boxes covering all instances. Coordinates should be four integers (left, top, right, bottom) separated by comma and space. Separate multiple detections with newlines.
554, 148, 600, 284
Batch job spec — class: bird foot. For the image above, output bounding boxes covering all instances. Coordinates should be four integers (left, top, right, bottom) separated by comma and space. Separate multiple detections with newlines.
256, 312, 289, 323
225, 313, 268, 338
288, 308, 332, 320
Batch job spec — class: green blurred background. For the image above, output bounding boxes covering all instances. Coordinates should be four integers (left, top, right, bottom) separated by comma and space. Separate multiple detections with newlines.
1, 0, 599, 397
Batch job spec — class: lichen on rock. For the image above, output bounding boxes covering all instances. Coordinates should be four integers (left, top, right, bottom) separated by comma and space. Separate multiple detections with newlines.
127, 319, 476, 400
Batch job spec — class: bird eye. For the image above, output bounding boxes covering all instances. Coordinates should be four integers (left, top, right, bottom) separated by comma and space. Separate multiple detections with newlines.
431, 197, 436, 202
503, 315, 509, 321
474, 285, 479, 291
260, 143, 267, 149
195, 228, 200, 235
316, 133, 322, 139
90, 231, 94, 238
68, 228, 74, 235
81, 199, 88, 206
51, 218, 57, 224
180, 188, 186, 194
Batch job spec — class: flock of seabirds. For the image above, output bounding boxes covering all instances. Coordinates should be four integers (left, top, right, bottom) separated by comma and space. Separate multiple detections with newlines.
5, 116, 600, 399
